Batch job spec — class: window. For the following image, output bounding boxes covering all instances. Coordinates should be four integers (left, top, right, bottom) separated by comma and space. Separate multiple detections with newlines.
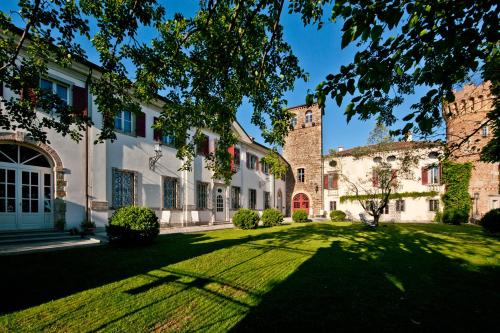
197, 135, 210, 156
326, 173, 338, 190
247, 153, 258, 170
112, 169, 135, 208
429, 199, 439, 212
115, 111, 134, 134
387, 155, 396, 162
197, 182, 208, 209
428, 165, 440, 184
305, 110, 313, 123
163, 177, 179, 209
482, 125, 489, 137
329, 160, 337, 167
297, 168, 305, 182
329, 201, 337, 211
40, 78, 69, 105
373, 157, 382, 163
249, 189, 257, 209
383, 204, 389, 214
264, 191, 271, 209
261, 161, 270, 175
291, 116, 297, 128
395, 199, 405, 212
231, 186, 241, 209
162, 134, 175, 147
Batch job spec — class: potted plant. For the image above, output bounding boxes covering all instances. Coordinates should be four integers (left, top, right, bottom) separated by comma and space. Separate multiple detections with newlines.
81, 220, 96, 236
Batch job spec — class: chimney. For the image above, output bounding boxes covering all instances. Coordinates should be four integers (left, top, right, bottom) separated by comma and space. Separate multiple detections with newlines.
404, 132, 413, 142
338, 146, 344, 152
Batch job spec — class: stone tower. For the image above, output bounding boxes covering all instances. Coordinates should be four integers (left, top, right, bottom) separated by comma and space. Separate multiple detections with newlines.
282, 104, 324, 217
443, 81, 500, 217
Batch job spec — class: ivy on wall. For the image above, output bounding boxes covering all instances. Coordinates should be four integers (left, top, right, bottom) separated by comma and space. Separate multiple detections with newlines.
441, 160, 472, 213
340, 191, 439, 203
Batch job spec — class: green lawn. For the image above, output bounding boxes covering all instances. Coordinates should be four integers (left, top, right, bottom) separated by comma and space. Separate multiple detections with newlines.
0, 223, 499, 332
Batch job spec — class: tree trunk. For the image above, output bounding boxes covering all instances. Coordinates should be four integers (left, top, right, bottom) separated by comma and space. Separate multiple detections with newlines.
373, 214, 380, 227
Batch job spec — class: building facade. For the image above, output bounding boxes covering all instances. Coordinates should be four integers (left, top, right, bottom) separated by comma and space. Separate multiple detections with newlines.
443, 82, 500, 217
323, 142, 445, 222
282, 104, 324, 217
0, 61, 286, 231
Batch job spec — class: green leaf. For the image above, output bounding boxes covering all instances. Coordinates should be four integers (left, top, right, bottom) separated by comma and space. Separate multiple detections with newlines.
419, 29, 428, 37
335, 94, 343, 107
371, 25, 383, 40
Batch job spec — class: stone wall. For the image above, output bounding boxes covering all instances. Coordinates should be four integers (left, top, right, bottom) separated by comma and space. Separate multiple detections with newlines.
282, 104, 324, 216
444, 81, 500, 217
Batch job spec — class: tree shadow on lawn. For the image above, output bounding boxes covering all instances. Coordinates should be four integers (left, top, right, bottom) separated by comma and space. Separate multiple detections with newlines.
0, 231, 264, 315
233, 224, 500, 332
0, 224, 337, 316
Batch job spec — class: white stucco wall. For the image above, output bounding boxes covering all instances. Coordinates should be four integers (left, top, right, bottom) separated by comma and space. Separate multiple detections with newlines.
323, 147, 445, 222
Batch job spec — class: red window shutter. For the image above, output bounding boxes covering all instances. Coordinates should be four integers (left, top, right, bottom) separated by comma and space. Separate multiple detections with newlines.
438, 163, 443, 185
72, 86, 88, 117
333, 173, 339, 190
21, 87, 38, 105
372, 170, 379, 187
234, 147, 240, 166
203, 136, 210, 156
135, 111, 146, 137
153, 117, 161, 141
421, 167, 428, 185
228, 145, 235, 172
324, 174, 329, 189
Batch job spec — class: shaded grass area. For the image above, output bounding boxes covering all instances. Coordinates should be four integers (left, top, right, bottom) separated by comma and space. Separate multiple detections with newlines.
0, 223, 498, 332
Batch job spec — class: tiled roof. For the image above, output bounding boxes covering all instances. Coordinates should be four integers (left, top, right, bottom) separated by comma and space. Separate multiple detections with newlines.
327, 141, 441, 158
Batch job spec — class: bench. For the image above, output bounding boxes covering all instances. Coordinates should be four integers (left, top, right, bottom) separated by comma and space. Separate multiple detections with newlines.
359, 213, 377, 228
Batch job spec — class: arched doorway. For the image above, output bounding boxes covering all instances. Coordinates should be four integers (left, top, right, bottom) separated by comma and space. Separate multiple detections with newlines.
292, 193, 309, 212
277, 189, 283, 212
0, 143, 53, 230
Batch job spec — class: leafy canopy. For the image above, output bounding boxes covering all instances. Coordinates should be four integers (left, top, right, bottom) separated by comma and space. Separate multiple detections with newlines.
292, 0, 499, 161
0, 0, 304, 181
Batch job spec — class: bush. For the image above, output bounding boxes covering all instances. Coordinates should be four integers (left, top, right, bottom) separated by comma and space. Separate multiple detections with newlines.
442, 208, 469, 225
261, 208, 284, 227
480, 208, 500, 233
232, 209, 260, 229
330, 210, 346, 222
292, 209, 309, 222
107, 206, 160, 245
433, 210, 443, 223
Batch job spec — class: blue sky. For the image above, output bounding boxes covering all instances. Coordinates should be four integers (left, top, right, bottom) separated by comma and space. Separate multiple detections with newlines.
1, 1, 444, 152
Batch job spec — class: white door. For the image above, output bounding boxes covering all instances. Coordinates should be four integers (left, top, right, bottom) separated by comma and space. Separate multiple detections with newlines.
215, 187, 225, 222
0, 167, 17, 230
0, 144, 53, 231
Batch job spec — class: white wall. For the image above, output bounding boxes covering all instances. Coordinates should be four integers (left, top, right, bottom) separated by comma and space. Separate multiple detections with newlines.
323, 147, 445, 222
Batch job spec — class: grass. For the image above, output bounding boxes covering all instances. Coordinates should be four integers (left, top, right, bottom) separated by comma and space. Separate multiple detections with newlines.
0, 222, 499, 332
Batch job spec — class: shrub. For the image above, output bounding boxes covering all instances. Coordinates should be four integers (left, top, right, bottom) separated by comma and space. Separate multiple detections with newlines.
107, 206, 160, 245
480, 208, 500, 233
292, 209, 309, 222
261, 208, 284, 227
54, 219, 65, 231
433, 210, 443, 223
232, 209, 260, 229
330, 210, 346, 222
442, 208, 469, 225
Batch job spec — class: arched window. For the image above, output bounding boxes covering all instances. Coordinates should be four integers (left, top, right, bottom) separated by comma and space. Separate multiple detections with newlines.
291, 116, 297, 128
428, 151, 440, 159
373, 156, 382, 164
387, 155, 396, 162
305, 110, 313, 123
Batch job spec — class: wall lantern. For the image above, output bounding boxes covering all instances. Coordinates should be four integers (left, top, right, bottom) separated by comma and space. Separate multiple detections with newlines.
149, 144, 162, 170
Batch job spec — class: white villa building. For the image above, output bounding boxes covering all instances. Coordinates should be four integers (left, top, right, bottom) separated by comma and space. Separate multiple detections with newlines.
323, 142, 445, 222
0, 59, 286, 231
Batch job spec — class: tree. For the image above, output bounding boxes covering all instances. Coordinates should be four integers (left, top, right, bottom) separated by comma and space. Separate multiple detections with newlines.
294, 0, 499, 162
0, 0, 305, 182
367, 123, 393, 145
342, 160, 398, 227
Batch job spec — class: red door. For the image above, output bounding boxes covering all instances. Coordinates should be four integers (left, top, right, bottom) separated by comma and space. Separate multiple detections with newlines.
292, 193, 309, 212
